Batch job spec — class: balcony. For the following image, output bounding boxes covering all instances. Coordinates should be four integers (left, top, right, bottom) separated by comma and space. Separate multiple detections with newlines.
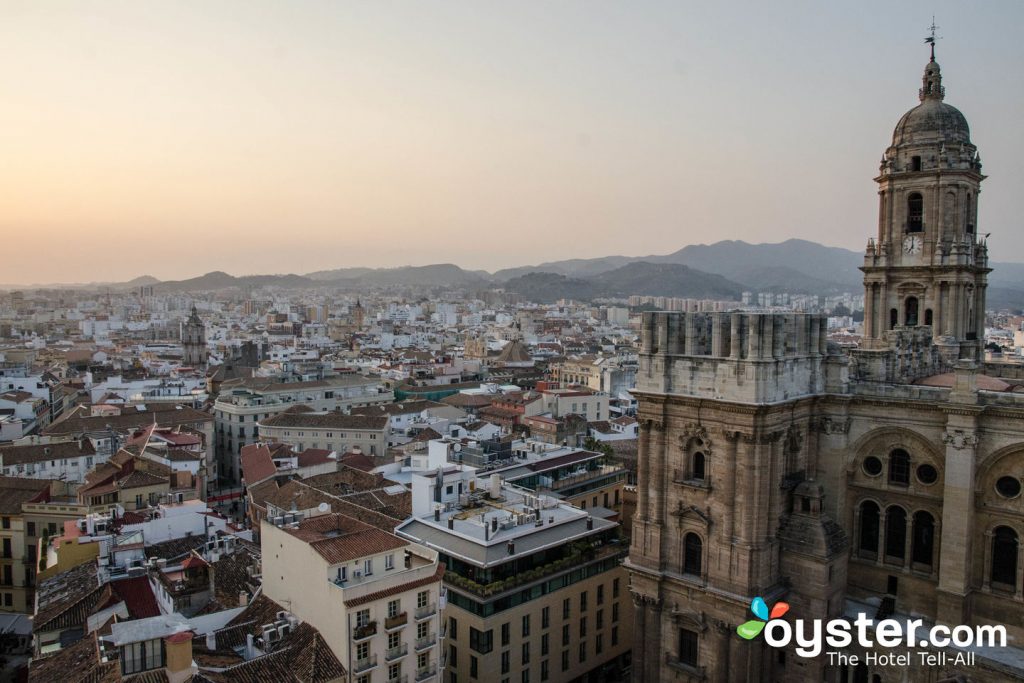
385, 612, 408, 630
415, 664, 437, 681
353, 621, 378, 641
414, 633, 437, 651
414, 603, 436, 620
385, 643, 408, 661
353, 654, 378, 673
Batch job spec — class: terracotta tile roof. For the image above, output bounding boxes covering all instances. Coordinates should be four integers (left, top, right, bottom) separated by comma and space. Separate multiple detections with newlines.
284, 513, 408, 565
27, 632, 118, 683
349, 400, 440, 416
33, 561, 106, 634
0, 476, 50, 513
240, 445, 277, 486
440, 393, 494, 407
337, 452, 375, 472
412, 427, 443, 442
0, 439, 95, 466
44, 404, 212, 436
295, 448, 332, 468
110, 576, 161, 619
260, 411, 387, 431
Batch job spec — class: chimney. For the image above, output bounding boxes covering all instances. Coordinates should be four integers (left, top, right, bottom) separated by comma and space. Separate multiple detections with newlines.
434, 508, 441, 522
239, 591, 248, 607
447, 518, 454, 530
163, 631, 195, 683
507, 540, 515, 555
586, 516, 593, 530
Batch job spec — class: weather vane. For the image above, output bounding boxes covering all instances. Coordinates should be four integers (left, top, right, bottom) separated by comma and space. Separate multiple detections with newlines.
925, 16, 941, 61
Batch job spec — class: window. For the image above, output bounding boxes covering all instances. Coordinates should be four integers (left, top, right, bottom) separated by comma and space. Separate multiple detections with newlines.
996, 477, 1022, 499
363, 558, 373, 575
596, 585, 604, 606
417, 621, 429, 639
911, 511, 935, 566
356, 609, 370, 627
470, 655, 478, 678
596, 610, 603, 629
388, 599, 401, 619
449, 644, 458, 670
859, 501, 880, 554
562, 624, 569, 646
612, 578, 620, 598
541, 659, 549, 682
991, 526, 1019, 588
541, 606, 550, 629
562, 598, 570, 619
683, 533, 703, 575
885, 506, 907, 561
678, 628, 698, 667
578, 642, 586, 663
904, 297, 919, 326
561, 650, 569, 672
907, 193, 924, 232
389, 663, 402, 681
1, 518, 9, 530
612, 626, 619, 646
916, 464, 938, 485
449, 617, 458, 640
596, 634, 603, 655
541, 633, 549, 656
521, 642, 530, 664
888, 449, 910, 486
579, 617, 586, 638
337, 566, 347, 583
522, 614, 530, 637
863, 456, 882, 476
470, 627, 493, 655
501, 650, 510, 674
390, 632, 402, 649
356, 642, 369, 660
417, 590, 429, 608
521, 671, 530, 683
911, 155, 922, 172
121, 638, 164, 675
501, 622, 510, 646
612, 602, 619, 623
579, 591, 587, 613
692, 452, 706, 480
385, 554, 395, 570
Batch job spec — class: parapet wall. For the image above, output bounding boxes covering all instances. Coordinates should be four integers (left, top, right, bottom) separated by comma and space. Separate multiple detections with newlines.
636, 312, 838, 404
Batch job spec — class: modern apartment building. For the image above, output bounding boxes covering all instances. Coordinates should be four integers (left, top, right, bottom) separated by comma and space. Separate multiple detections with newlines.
258, 409, 389, 456
396, 468, 632, 683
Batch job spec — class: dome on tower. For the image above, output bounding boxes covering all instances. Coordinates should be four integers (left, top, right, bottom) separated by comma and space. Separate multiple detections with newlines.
891, 59, 971, 146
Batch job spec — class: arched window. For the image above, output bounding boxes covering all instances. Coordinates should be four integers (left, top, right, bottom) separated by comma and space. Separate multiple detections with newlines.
885, 506, 907, 561
889, 309, 898, 329
683, 533, 702, 576
991, 526, 1019, 588
692, 452, 705, 481
907, 193, 924, 232
912, 511, 935, 566
905, 297, 919, 326
888, 449, 910, 486
965, 193, 974, 234
859, 501, 880, 555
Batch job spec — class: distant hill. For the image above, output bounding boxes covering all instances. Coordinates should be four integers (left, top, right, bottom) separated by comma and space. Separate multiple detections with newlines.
325, 264, 491, 289
503, 261, 745, 303
154, 271, 315, 292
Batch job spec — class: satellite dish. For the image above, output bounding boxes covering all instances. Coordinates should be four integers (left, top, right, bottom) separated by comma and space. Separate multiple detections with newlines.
317, 502, 330, 514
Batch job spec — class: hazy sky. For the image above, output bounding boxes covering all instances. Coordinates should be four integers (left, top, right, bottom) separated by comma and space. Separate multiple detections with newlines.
2, 1, 1022, 284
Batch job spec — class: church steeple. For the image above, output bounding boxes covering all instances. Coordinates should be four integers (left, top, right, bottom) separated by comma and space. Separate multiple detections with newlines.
861, 47, 989, 361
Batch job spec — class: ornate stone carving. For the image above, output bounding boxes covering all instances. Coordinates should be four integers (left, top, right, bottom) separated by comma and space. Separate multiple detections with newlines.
942, 429, 978, 450
809, 416, 852, 435
671, 501, 712, 527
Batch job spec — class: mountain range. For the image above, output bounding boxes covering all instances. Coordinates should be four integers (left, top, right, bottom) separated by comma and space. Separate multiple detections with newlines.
6, 239, 1024, 310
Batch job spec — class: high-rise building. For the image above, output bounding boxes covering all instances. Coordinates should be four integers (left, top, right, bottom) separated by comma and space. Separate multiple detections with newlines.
627, 51, 1024, 682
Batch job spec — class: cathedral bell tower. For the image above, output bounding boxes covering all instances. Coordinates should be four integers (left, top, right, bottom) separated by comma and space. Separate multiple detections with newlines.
181, 304, 207, 368
861, 50, 989, 360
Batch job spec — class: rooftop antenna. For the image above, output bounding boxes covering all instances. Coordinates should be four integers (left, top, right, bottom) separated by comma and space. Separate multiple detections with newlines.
925, 16, 941, 61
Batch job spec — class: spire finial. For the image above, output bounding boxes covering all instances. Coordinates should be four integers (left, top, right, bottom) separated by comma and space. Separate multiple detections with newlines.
925, 16, 940, 62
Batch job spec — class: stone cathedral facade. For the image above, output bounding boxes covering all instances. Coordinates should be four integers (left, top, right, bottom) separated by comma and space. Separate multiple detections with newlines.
626, 55, 1024, 682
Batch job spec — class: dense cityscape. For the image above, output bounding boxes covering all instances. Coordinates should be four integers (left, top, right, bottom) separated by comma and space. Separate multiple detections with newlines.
4, 4, 1024, 683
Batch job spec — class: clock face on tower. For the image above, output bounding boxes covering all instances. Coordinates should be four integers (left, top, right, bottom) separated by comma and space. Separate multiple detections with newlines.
903, 235, 923, 255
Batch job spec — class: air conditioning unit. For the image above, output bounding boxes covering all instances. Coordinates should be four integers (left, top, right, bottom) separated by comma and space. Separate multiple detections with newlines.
353, 569, 363, 578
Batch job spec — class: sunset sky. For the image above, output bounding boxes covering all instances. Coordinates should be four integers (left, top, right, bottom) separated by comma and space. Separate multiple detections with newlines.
2, 1, 1022, 284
